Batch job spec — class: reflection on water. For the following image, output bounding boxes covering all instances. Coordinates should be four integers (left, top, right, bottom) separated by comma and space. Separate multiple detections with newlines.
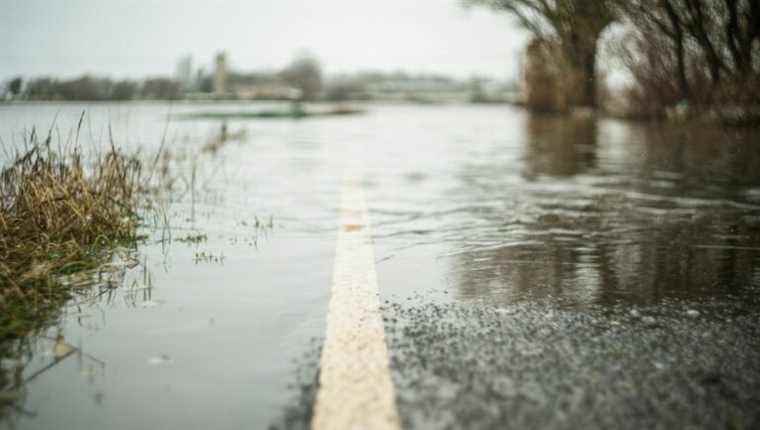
451, 116, 760, 306
522, 115, 598, 178
0, 260, 140, 427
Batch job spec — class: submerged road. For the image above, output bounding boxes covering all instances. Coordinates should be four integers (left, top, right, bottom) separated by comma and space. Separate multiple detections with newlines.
307, 173, 760, 430
308, 185, 760, 430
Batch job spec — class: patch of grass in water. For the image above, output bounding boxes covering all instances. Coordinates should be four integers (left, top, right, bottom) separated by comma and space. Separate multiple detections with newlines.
242, 215, 275, 230
176, 233, 208, 244
193, 250, 225, 265
0, 126, 144, 340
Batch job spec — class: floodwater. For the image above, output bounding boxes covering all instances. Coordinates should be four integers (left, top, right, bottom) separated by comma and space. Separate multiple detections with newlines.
364, 109, 760, 307
1, 102, 759, 429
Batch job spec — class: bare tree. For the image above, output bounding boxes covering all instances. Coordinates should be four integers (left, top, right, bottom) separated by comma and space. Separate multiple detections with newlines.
280, 54, 323, 101
466, 0, 617, 108
615, 0, 760, 118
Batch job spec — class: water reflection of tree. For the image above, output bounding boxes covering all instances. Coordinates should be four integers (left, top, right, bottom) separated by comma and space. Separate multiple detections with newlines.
521, 114, 598, 179
1, 334, 106, 424
0, 257, 152, 425
0, 339, 28, 421
452, 120, 760, 307
620, 124, 760, 197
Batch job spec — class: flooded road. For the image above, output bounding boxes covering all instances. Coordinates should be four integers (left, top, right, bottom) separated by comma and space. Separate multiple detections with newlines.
1, 102, 759, 429
361, 109, 760, 306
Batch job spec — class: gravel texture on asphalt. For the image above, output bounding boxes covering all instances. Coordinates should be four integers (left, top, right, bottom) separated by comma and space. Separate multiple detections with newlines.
382, 296, 760, 430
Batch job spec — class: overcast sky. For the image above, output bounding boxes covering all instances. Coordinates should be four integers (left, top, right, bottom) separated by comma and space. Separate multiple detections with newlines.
1, 0, 530, 82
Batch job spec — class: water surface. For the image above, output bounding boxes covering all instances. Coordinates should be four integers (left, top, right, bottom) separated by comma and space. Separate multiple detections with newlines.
1, 102, 759, 429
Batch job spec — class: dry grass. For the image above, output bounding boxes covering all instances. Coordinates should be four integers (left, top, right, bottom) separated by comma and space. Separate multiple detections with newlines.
0, 128, 143, 338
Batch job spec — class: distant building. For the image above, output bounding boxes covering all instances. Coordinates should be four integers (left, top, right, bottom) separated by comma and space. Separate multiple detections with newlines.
175, 55, 194, 90
227, 72, 300, 100
214, 52, 228, 96
363, 75, 467, 103
207, 51, 300, 100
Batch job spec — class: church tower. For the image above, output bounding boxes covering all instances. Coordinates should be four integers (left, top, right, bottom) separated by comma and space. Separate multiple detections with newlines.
214, 51, 228, 96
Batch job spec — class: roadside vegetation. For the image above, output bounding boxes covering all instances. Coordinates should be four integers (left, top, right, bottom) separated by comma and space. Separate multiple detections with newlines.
615, 0, 760, 124
0, 125, 143, 339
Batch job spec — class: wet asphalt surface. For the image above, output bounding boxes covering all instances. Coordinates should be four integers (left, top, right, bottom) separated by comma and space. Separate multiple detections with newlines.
383, 297, 760, 430
268, 294, 760, 430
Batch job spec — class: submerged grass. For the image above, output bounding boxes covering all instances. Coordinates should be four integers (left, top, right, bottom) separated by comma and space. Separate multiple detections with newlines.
0, 126, 144, 339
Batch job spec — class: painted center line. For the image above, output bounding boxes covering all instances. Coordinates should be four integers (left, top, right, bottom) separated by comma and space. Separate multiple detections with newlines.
311, 173, 401, 430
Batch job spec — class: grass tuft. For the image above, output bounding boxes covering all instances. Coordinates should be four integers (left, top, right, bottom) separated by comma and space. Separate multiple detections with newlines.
0, 129, 143, 339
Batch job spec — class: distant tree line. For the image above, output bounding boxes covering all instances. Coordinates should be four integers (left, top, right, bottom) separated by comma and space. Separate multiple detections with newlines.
2, 75, 185, 101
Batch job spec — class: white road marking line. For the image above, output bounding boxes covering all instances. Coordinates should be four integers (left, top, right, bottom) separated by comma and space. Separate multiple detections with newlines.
311, 174, 401, 430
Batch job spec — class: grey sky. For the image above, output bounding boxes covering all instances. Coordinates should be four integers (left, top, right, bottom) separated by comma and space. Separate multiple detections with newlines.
1, 0, 529, 82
